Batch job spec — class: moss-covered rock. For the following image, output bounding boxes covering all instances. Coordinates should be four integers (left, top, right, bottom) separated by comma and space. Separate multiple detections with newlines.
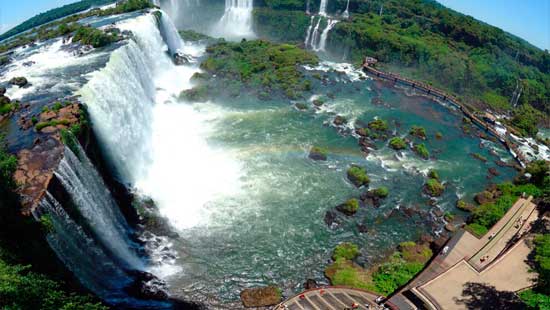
409, 125, 427, 139
308, 146, 328, 161
179, 85, 209, 102
388, 137, 406, 150
337, 198, 360, 215
456, 199, 475, 212
295, 102, 308, 110
333, 115, 347, 126
347, 165, 370, 187
424, 178, 444, 197
9, 77, 28, 87
427, 169, 439, 180
367, 119, 388, 132
413, 143, 430, 159
371, 187, 389, 198
333, 242, 360, 261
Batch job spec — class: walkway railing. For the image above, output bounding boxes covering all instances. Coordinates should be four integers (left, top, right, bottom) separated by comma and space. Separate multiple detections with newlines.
362, 64, 528, 167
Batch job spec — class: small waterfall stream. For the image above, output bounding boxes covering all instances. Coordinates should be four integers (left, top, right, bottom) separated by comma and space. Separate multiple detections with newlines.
304, 0, 337, 51
212, 0, 255, 39
343, 0, 350, 19
319, 0, 328, 16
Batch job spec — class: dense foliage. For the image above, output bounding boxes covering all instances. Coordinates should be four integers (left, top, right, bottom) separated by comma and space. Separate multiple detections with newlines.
0, 258, 107, 310
200, 39, 318, 99
325, 241, 431, 295
520, 234, 550, 310
0, 0, 116, 42
329, 0, 550, 120
466, 161, 549, 237
253, 0, 550, 134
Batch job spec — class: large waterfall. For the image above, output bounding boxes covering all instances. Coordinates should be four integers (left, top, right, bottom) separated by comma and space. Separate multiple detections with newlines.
212, 0, 255, 40
81, 12, 241, 231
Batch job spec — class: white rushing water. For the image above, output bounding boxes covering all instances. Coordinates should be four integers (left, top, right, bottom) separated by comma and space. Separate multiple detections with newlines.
55, 144, 143, 269
38, 192, 133, 300
317, 19, 338, 51
212, 0, 255, 40
80, 12, 241, 246
342, 0, 350, 19
319, 0, 328, 16
305, 17, 337, 51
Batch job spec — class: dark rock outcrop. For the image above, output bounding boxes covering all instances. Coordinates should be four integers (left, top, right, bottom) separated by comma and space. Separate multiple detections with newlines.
9, 76, 28, 87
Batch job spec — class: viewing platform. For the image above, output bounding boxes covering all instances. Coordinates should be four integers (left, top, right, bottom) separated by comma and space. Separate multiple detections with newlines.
388, 197, 539, 310
275, 287, 397, 310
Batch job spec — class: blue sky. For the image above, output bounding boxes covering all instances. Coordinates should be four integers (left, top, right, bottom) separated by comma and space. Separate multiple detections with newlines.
0, 0, 549, 49
437, 0, 550, 50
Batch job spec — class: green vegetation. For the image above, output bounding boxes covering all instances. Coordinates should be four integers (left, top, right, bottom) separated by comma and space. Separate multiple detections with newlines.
520, 234, 550, 309
39, 215, 54, 234
0, 0, 152, 53
178, 30, 214, 43
0, 138, 17, 193
428, 169, 439, 180
424, 178, 444, 197
179, 85, 209, 102
346, 165, 370, 187
309, 146, 328, 157
372, 187, 389, 198
253, 8, 311, 43
333, 242, 360, 261
465, 167, 548, 237
367, 119, 388, 132
0, 258, 107, 310
409, 126, 427, 139
510, 104, 546, 137
388, 137, 406, 150
72, 26, 119, 48
35, 119, 71, 131
340, 198, 360, 215
200, 40, 318, 99
323, 0, 550, 125
0, 0, 116, 41
413, 143, 430, 159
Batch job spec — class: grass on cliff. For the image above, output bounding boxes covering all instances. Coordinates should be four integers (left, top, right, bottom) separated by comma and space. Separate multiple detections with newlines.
200, 39, 318, 99
325, 241, 432, 296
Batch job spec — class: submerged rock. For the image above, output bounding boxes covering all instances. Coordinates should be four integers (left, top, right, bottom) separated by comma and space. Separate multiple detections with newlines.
308, 146, 328, 161
125, 270, 169, 301
333, 115, 347, 126
173, 52, 191, 65
240, 286, 281, 308
9, 76, 28, 87
303, 279, 318, 290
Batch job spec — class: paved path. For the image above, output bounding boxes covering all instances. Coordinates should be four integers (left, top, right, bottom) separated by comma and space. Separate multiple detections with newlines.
275, 287, 394, 310
388, 197, 538, 310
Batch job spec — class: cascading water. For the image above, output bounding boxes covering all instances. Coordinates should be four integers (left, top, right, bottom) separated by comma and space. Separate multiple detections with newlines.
317, 19, 338, 51
319, 0, 328, 16
54, 144, 142, 268
212, 0, 255, 40
81, 12, 241, 232
342, 0, 350, 19
159, 12, 183, 55
305, 17, 337, 51
37, 192, 133, 301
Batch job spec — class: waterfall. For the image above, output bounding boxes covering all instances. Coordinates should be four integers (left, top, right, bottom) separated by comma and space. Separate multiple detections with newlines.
304, 16, 315, 47
342, 0, 350, 19
79, 15, 164, 185
158, 11, 183, 54
54, 144, 142, 269
306, 17, 322, 49
212, 0, 255, 40
317, 19, 338, 51
305, 17, 337, 51
80, 12, 241, 232
319, 0, 328, 16
38, 192, 133, 301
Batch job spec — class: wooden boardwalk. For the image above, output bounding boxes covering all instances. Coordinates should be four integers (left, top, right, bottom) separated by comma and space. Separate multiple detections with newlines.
275, 287, 396, 310
362, 64, 528, 167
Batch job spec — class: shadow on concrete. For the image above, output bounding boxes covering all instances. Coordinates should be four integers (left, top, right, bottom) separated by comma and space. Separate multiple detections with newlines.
454, 282, 526, 310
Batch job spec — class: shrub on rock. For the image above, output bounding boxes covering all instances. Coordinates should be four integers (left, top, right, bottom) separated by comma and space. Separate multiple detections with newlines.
333, 242, 360, 261
389, 137, 406, 150
347, 166, 370, 187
